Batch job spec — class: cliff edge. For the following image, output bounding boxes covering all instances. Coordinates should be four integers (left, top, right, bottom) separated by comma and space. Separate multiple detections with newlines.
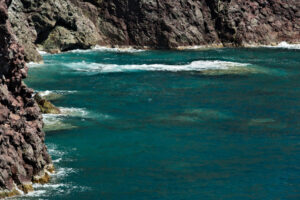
0, 0, 52, 198
8, 0, 300, 62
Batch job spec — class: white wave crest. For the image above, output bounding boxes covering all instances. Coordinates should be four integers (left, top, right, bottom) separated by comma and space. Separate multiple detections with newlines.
13, 143, 88, 199
33, 183, 66, 189
16, 183, 90, 199
22, 189, 47, 197
42, 108, 87, 132
265, 42, 300, 49
65, 60, 250, 74
47, 144, 66, 157
43, 107, 88, 120
27, 62, 42, 68
53, 167, 77, 178
38, 90, 77, 97
93, 45, 145, 52
59, 107, 89, 117
69, 45, 145, 53
42, 107, 112, 132
176, 44, 223, 50
53, 158, 63, 163
37, 50, 49, 55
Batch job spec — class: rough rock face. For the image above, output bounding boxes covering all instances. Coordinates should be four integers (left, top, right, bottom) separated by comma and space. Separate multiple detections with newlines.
93, 0, 300, 47
8, 0, 101, 63
8, 0, 300, 62
0, 0, 52, 198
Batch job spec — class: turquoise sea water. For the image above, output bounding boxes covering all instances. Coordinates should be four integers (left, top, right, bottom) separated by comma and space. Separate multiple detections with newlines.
20, 47, 300, 199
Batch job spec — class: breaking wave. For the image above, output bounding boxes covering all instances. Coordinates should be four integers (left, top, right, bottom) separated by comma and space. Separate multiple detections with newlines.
37, 90, 78, 97
42, 107, 112, 132
37, 50, 49, 55
27, 62, 42, 68
14, 144, 89, 200
64, 60, 252, 74
265, 42, 300, 49
69, 45, 145, 53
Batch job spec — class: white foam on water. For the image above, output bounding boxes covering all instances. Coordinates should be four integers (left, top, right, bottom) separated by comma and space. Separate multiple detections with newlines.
39, 90, 52, 97
33, 183, 66, 189
27, 62, 42, 68
19, 183, 90, 198
53, 158, 63, 163
38, 90, 78, 97
264, 42, 300, 49
47, 144, 75, 166
60, 107, 112, 120
54, 167, 77, 178
69, 45, 145, 53
93, 45, 146, 52
64, 60, 250, 74
23, 189, 47, 197
42, 114, 64, 126
37, 50, 49, 55
42, 106, 112, 132
47, 144, 66, 157
12, 166, 80, 199
176, 44, 223, 50
59, 107, 89, 117
42, 114, 77, 132
20, 182, 90, 199
42, 107, 89, 126
13, 144, 88, 199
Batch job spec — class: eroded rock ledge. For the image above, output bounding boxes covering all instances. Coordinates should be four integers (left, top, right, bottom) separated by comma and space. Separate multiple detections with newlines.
8, 0, 300, 63
0, 0, 52, 198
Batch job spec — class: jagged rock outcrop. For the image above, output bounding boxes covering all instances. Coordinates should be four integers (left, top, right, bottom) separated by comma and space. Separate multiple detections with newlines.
8, 0, 300, 62
0, 0, 52, 198
34, 93, 61, 114
85, 0, 300, 47
8, 0, 101, 62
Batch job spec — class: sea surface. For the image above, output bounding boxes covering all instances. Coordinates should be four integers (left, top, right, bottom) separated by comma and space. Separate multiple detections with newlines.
18, 46, 300, 199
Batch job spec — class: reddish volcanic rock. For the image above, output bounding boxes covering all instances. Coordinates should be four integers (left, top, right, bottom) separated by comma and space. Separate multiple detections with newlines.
94, 0, 300, 47
7, 0, 300, 62
0, 0, 52, 198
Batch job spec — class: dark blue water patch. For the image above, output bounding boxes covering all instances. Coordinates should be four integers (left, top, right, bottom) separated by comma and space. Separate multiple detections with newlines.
23, 48, 300, 200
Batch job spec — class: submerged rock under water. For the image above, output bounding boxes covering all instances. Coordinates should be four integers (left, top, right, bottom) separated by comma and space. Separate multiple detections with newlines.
43, 114, 78, 132
35, 93, 61, 114
200, 65, 261, 75
157, 108, 232, 123
22, 45, 300, 199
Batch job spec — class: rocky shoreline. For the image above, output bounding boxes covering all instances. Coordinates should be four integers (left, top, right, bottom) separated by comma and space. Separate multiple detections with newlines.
0, 0, 299, 198
8, 0, 300, 63
0, 0, 52, 198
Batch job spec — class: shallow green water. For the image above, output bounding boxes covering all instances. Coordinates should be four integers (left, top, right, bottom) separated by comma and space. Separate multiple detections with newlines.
21, 47, 300, 199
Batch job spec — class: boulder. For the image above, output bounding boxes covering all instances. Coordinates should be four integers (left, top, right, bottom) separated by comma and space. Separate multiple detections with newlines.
34, 93, 61, 114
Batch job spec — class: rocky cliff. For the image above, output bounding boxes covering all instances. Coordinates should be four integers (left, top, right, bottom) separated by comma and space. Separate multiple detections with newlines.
0, 0, 52, 198
8, 0, 300, 62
